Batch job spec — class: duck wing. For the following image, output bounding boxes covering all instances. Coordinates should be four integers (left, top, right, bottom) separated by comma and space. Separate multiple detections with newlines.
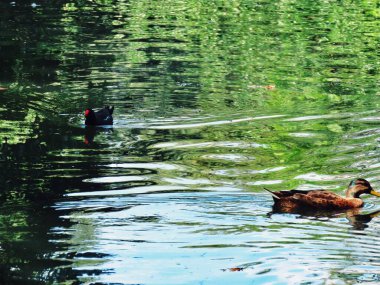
293, 190, 360, 209
268, 189, 326, 199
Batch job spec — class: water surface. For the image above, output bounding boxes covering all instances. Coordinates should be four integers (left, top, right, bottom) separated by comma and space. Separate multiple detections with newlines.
1, 1, 380, 284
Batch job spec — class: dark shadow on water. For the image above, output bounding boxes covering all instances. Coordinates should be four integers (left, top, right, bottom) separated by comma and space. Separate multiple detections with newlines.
0, 124, 118, 284
0, 136, 46, 162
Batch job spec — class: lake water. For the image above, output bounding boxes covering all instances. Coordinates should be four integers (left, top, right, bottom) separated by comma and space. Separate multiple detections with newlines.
1, 1, 380, 284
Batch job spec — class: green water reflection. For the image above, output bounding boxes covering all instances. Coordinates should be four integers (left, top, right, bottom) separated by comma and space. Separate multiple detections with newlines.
0, 0, 380, 284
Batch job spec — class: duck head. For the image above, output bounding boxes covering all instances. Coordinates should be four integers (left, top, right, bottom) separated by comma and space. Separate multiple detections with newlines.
346, 178, 380, 198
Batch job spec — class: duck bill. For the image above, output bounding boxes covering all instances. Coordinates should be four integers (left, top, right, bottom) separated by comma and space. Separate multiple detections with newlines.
370, 190, 380, 197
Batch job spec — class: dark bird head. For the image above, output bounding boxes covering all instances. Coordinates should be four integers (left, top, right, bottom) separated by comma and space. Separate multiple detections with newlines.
346, 178, 380, 198
84, 108, 93, 117
84, 108, 96, 125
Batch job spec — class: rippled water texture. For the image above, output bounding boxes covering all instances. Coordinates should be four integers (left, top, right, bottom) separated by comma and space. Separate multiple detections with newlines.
1, 1, 380, 284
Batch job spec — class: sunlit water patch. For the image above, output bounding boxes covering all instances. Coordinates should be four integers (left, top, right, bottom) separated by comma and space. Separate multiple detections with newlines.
53, 192, 380, 284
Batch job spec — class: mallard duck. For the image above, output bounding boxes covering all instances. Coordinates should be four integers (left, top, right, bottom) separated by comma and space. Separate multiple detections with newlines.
265, 178, 380, 211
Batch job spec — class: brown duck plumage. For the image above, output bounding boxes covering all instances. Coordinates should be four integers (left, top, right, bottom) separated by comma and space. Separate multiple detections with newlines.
266, 178, 380, 212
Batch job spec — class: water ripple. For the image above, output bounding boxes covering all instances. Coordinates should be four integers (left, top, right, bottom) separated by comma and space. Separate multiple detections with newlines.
107, 162, 185, 171
148, 115, 285, 129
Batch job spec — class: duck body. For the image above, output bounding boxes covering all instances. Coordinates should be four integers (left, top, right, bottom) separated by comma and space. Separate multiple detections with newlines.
85, 106, 114, 126
266, 179, 380, 212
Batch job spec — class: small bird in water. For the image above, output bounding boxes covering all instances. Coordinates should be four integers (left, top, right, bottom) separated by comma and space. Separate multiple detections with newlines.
265, 178, 380, 212
84, 106, 114, 126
